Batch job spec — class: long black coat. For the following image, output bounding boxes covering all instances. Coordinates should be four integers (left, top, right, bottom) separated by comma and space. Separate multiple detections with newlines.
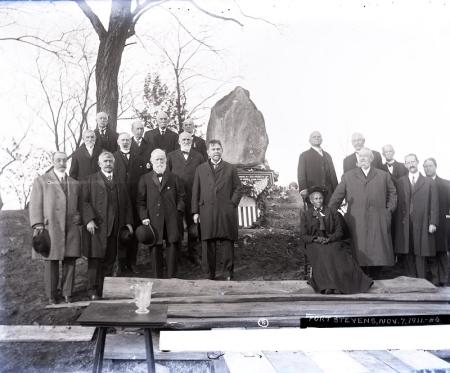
113, 150, 148, 224
82, 172, 133, 258
69, 143, 103, 180
144, 128, 179, 154
94, 128, 118, 153
137, 170, 185, 244
434, 176, 450, 252
394, 173, 439, 256
297, 148, 338, 203
191, 160, 243, 241
167, 149, 205, 224
343, 150, 383, 173
329, 167, 397, 266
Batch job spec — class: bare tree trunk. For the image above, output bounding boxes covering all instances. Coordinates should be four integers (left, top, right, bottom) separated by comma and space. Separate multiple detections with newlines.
95, 1, 132, 132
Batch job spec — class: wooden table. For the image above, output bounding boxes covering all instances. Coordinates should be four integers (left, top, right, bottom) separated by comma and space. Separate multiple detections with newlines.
77, 303, 168, 373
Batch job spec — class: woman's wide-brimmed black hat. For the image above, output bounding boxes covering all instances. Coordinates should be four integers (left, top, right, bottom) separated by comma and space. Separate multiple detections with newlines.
307, 185, 327, 199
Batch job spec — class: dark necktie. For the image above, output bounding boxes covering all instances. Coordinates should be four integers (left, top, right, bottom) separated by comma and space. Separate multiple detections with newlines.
161, 131, 165, 136
60, 176, 68, 195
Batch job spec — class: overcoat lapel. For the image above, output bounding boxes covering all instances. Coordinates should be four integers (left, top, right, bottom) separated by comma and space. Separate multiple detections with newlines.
151, 172, 161, 191
412, 174, 425, 194
214, 161, 226, 191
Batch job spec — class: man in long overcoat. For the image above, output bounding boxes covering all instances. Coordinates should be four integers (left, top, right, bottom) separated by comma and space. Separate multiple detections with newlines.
137, 149, 185, 278
297, 131, 338, 205
69, 129, 103, 181
423, 157, 450, 286
29, 151, 82, 304
168, 131, 205, 264
329, 147, 397, 278
114, 132, 148, 273
82, 151, 133, 299
143, 111, 179, 154
394, 154, 438, 280
192, 139, 243, 280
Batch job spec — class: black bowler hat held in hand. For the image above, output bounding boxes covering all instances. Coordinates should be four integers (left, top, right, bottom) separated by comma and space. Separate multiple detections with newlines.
135, 224, 157, 246
118, 225, 134, 246
32, 229, 51, 257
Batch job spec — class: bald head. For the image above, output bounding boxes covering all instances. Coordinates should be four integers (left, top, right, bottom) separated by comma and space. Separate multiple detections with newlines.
351, 132, 365, 151
309, 131, 322, 147
382, 144, 395, 162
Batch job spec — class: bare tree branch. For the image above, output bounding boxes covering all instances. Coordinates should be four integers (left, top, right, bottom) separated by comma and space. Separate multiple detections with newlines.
232, 0, 279, 29
75, 0, 107, 39
189, 0, 244, 27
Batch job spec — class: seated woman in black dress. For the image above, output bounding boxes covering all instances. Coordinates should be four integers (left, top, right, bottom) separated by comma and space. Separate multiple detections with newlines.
300, 186, 373, 294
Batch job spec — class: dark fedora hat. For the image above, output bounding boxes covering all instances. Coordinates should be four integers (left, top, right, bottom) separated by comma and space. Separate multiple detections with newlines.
135, 224, 157, 246
307, 185, 327, 199
32, 229, 51, 257
118, 225, 134, 246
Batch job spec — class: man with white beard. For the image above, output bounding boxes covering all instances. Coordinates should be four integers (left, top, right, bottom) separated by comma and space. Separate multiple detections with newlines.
137, 149, 185, 278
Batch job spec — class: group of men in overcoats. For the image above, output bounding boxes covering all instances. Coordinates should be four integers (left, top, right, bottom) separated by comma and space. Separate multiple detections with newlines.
298, 131, 450, 285
30, 111, 243, 304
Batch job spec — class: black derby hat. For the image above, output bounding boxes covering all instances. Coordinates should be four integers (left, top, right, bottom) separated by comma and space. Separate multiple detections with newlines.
118, 225, 134, 246
188, 223, 199, 240
32, 229, 51, 257
135, 224, 157, 246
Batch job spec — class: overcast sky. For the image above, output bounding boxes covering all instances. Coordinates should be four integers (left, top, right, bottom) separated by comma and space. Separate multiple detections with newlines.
2, 0, 450, 208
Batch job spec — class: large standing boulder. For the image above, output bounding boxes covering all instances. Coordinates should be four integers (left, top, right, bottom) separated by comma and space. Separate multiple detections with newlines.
207, 87, 269, 167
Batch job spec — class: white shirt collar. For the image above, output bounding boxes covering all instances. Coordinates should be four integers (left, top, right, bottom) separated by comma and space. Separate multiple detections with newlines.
211, 159, 222, 166
361, 167, 371, 176
54, 170, 66, 180
101, 170, 113, 178
311, 146, 323, 155
409, 171, 419, 183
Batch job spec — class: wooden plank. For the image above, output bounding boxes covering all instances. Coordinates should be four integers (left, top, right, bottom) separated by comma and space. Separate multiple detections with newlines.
366, 350, 415, 372
263, 351, 322, 373
166, 301, 450, 319
45, 291, 450, 310
0, 325, 95, 342
103, 276, 439, 300
389, 350, 450, 371
304, 351, 368, 373
346, 351, 397, 372
224, 352, 278, 373
103, 333, 211, 361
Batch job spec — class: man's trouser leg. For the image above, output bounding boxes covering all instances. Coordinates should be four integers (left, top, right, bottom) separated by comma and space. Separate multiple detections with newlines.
221, 239, 234, 278
98, 233, 117, 297
151, 245, 164, 278
166, 242, 178, 278
431, 251, 449, 285
44, 260, 59, 299
87, 258, 101, 296
61, 257, 76, 297
202, 239, 217, 279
